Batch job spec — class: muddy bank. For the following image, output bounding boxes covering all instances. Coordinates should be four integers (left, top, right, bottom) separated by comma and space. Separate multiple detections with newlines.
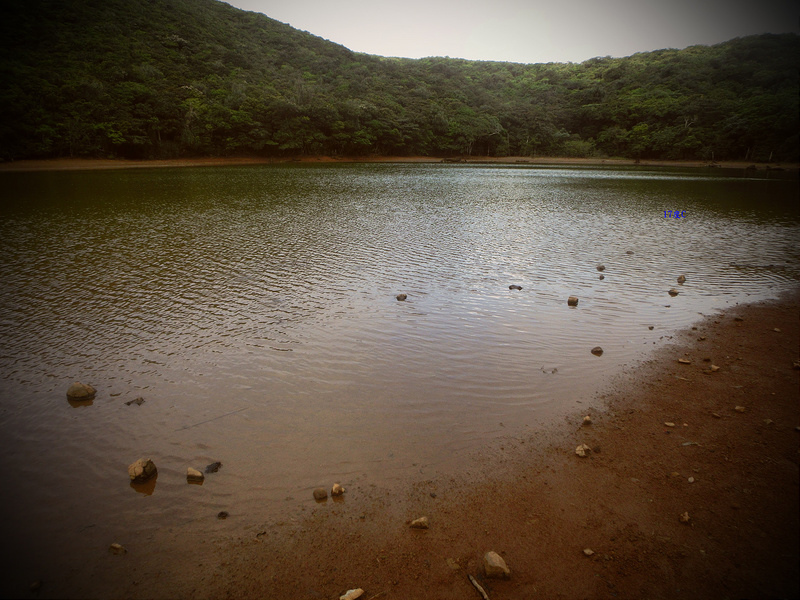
201, 292, 799, 599
1, 155, 797, 172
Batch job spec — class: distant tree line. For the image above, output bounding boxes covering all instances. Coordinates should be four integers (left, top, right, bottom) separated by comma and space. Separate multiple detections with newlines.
1, 0, 797, 162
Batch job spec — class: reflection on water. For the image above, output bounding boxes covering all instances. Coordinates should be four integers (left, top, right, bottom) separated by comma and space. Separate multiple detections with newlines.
0, 163, 798, 592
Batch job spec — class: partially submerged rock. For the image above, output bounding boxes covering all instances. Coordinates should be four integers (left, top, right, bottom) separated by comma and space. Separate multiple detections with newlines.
567, 296, 579, 307
483, 551, 511, 579
128, 458, 157, 483
66, 382, 96, 401
313, 487, 328, 501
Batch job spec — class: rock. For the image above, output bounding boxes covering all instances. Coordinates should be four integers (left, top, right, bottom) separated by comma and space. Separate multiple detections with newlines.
648, 325, 654, 330
396, 293, 407, 301
575, 444, 591, 457
773, 327, 781, 332
446, 557, 460, 570
109, 543, 127, 555
66, 382, 96, 401
187, 468, 204, 483
331, 482, 345, 496
710, 364, 720, 372
680, 512, 691, 524
567, 296, 579, 306
668, 288, 679, 297
125, 397, 145, 406
664, 422, 675, 427
313, 487, 328, 501
128, 458, 157, 483
677, 275, 686, 284
688, 477, 695, 483
410, 516, 429, 529
483, 551, 511, 579
591, 346, 603, 356
583, 548, 595, 556
596, 265, 605, 272
735, 406, 746, 413
339, 589, 364, 600
217, 511, 229, 519
678, 358, 691, 364
582, 415, 592, 426
204, 461, 222, 474
508, 284, 523, 290
599, 274, 605, 280
626, 250, 634, 255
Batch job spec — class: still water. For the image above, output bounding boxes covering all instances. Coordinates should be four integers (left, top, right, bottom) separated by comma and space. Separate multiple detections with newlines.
0, 163, 798, 590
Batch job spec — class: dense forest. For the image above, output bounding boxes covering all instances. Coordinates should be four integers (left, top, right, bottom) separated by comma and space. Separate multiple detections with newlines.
1, 0, 798, 162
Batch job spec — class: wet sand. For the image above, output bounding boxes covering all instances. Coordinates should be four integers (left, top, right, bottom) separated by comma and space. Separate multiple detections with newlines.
1, 155, 797, 172
31, 289, 797, 600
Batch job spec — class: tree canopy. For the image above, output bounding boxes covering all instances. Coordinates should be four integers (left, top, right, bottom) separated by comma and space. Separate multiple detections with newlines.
1, 0, 797, 162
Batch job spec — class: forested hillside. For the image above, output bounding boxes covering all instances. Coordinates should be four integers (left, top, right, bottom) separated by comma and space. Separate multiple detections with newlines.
1, 0, 797, 162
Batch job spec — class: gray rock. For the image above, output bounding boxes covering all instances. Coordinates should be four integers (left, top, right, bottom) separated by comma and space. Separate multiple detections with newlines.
128, 458, 157, 483
313, 487, 327, 501
483, 551, 511, 579
66, 382, 96, 401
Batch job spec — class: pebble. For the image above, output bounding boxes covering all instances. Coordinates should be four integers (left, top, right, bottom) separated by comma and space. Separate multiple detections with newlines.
626, 250, 634, 255
410, 516, 429, 529
331, 483, 345, 496
187, 467, 204, 483
664, 422, 675, 427
396, 293, 407, 301
583, 548, 595, 556
205, 462, 222, 474
109, 543, 127, 555
677, 275, 686, 283
680, 512, 691, 523
483, 551, 511, 578
582, 415, 592, 426
66, 382, 96, 401
339, 589, 364, 600
313, 488, 328, 501
567, 296, 579, 306
648, 325, 654, 330
677, 358, 691, 364
688, 477, 695, 483
591, 346, 603, 356
599, 274, 605, 280
575, 444, 591, 457
668, 288, 679, 297
773, 328, 781, 332
128, 458, 157, 483
735, 406, 746, 413
710, 365, 720, 372
508, 285, 523, 290
596, 265, 605, 272
217, 511, 229, 519
446, 557, 460, 570
125, 397, 145, 406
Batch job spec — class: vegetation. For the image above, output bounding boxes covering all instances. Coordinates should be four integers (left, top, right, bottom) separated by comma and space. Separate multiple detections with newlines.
1, 0, 797, 162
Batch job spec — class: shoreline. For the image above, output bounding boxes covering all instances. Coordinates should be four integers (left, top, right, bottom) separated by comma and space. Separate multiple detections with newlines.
1, 155, 798, 173
42, 289, 798, 599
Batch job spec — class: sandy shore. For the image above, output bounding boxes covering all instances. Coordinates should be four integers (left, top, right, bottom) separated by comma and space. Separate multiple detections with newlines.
38, 290, 793, 600
1, 155, 797, 172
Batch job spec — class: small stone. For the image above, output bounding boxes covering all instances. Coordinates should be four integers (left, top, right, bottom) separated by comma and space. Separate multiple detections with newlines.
217, 511, 229, 519
575, 444, 591, 457
711, 364, 721, 372
109, 543, 127, 555
596, 265, 605, 272
648, 325, 654, 330
187, 467, 204, 483
582, 415, 592, 426
664, 422, 675, 427
446, 557, 460, 570
125, 397, 145, 406
677, 275, 686, 284
204, 462, 222, 474
583, 548, 595, 556
735, 406, 746, 413
626, 250, 634, 255
678, 358, 691, 364
764, 419, 774, 425
66, 382, 96, 401
680, 512, 691, 523
669, 288, 679, 297
508, 284, 523, 290
410, 516, 429, 529
591, 346, 603, 356
773, 328, 781, 332
339, 589, 364, 600
313, 487, 327, 501
688, 477, 695, 483
670, 471, 680, 478
331, 483, 345, 496
599, 274, 605, 280
128, 458, 157, 483
483, 551, 511, 579
396, 293, 407, 301
567, 296, 579, 306
734, 316, 744, 322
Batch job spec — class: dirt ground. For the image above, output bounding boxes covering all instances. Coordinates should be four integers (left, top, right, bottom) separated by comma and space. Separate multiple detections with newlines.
153, 290, 798, 600
0, 155, 798, 172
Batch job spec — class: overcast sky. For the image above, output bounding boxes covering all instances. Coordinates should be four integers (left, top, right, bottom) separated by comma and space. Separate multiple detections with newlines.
223, 0, 799, 64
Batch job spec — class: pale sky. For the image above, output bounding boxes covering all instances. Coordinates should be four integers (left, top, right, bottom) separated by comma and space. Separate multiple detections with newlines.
224, 0, 799, 64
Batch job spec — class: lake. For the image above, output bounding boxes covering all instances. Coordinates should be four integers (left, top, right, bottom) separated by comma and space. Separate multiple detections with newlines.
0, 163, 798, 591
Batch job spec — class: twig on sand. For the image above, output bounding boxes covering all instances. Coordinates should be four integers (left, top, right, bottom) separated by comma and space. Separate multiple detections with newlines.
469, 574, 490, 600
174, 407, 248, 431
